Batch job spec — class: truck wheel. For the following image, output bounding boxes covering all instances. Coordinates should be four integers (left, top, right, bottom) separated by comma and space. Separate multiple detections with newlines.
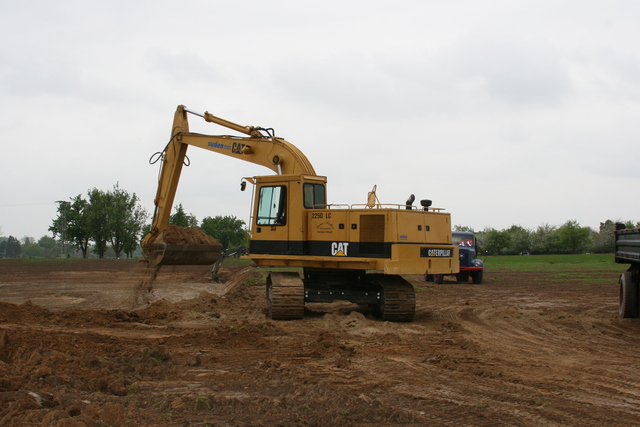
433, 274, 444, 284
424, 274, 433, 282
471, 270, 484, 284
619, 271, 639, 318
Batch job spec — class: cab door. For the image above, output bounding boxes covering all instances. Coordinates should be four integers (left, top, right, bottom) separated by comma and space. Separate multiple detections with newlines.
251, 183, 290, 254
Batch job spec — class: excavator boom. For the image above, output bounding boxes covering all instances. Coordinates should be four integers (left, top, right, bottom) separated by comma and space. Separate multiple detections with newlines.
143, 105, 316, 266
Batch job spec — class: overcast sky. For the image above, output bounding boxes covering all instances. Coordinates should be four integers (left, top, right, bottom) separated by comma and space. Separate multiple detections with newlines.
1, 1, 639, 241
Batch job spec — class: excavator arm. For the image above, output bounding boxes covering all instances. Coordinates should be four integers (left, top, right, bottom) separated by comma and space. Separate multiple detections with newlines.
142, 105, 316, 264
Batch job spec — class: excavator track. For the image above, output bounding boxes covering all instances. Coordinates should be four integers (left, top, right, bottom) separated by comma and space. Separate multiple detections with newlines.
266, 272, 305, 320
370, 274, 416, 322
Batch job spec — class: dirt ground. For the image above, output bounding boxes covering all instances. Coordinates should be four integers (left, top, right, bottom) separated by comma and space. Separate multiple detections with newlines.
1, 259, 639, 426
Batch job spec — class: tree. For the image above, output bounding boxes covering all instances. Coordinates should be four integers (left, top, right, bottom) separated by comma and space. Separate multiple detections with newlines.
51, 185, 148, 259
557, 220, 593, 254
38, 235, 61, 258
87, 188, 112, 258
123, 233, 141, 259
200, 215, 248, 250
50, 195, 91, 258
481, 228, 511, 255
106, 183, 148, 258
0, 236, 22, 258
18, 237, 42, 259
170, 203, 199, 227
454, 225, 475, 233
505, 225, 531, 255
23, 243, 44, 258
591, 220, 617, 253
530, 223, 560, 254
38, 235, 56, 250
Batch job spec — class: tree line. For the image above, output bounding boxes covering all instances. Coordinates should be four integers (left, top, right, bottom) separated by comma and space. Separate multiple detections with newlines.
0, 235, 60, 259
459, 219, 640, 256
0, 185, 248, 259
1, 187, 637, 259
47, 184, 148, 259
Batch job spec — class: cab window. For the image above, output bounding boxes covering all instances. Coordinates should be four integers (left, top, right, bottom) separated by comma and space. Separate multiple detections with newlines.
257, 185, 287, 225
453, 234, 475, 247
303, 183, 326, 209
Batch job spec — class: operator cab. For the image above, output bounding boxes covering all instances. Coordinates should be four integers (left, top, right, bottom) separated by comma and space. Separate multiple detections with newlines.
248, 174, 327, 255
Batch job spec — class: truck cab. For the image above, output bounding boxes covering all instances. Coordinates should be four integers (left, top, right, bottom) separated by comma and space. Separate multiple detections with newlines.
426, 231, 484, 284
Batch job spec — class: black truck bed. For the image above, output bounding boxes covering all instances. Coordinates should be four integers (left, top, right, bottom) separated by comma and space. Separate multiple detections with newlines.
615, 227, 640, 264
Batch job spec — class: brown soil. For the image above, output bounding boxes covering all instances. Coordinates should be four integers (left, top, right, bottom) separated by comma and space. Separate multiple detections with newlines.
0, 259, 639, 426
149, 225, 221, 246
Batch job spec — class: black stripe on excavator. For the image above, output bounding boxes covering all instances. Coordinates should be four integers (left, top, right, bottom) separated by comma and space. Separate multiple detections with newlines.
249, 240, 298, 255
250, 240, 390, 257
250, 240, 454, 258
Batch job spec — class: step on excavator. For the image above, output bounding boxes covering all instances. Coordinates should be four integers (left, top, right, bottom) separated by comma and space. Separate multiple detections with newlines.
142, 105, 459, 322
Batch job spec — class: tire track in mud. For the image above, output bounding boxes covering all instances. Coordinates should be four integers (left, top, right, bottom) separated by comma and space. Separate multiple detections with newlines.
420, 281, 640, 425
284, 286, 640, 426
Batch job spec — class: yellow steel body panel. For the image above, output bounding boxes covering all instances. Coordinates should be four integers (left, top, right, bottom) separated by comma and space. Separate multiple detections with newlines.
306, 208, 453, 245
247, 184, 460, 275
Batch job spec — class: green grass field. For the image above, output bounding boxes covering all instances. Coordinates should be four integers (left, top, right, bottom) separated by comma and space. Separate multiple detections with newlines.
482, 253, 628, 273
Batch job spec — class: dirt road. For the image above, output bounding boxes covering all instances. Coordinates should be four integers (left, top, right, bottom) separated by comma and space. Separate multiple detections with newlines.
1, 259, 639, 426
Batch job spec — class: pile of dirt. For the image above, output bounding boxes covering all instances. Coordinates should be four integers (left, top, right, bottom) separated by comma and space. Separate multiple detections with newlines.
150, 225, 221, 246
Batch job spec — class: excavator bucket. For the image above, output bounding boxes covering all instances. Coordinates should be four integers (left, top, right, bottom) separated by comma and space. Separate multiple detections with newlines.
144, 225, 224, 266
147, 243, 223, 266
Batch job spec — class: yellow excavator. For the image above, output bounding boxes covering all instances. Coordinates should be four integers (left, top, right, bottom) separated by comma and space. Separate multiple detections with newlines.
142, 105, 459, 321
